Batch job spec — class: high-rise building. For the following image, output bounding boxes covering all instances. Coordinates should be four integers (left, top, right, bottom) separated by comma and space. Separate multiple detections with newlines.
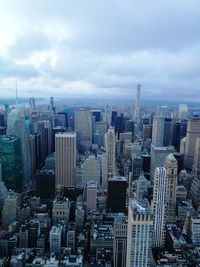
7, 107, 31, 184
0, 135, 22, 190
49, 225, 62, 254
107, 176, 127, 213
152, 116, 164, 146
2, 191, 20, 227
75, 108, 92, 149
105, 128, 116, 175
152, 167, 167, 247
126, 197, 153, 267
95, 121, 108, 147
86, 180, 97, 210
179, 104, 188, 120
150, 144, 174, 180
0, 163, 8, 206
28, 134, 36, 178
29, 97, 35, 112
193, 138, 200, 175
55, 132, 76, 188
134, 84, 141, 127
113, 215, 127, 267
52, 197, 70, 225
184, 117, 200, 169
165, 153, 178, 223
81, 155, 100, 186
115, 115, 125, 139
163, 118, 173, 146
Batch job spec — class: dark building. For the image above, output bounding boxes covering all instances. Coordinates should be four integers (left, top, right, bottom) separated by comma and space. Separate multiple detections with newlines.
35, 169, 55, 198
111, 111, 117, 127
52, 126, 66, 152
34, 133, 42, 169
163, 118, 173, 146
0, 127, 6, 135
0, 113, 5, 127
173, 153, 184, 174
141, 154, 151, 179
91, 110, 101, 122
172, 120, 187, 152
0, 135, 22, 190
115, 115, 125, 139
58, 112, 68, 128
125, 120, 134, 140
132, 157, 142, 181
107, 176, 127, 213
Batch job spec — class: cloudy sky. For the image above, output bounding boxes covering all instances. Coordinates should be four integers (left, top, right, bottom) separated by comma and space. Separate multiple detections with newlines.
0, 0, 200, 100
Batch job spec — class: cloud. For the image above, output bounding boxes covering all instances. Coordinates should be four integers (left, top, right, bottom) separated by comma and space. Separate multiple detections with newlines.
0, 0, 200, 100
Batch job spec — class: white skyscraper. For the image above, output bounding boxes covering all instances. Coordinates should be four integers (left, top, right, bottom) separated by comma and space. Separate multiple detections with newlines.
165, 153, 178, 223
126, 197, 153, 267
105, 128, 116, 175
152, 167, 167, 247
134, 84, 141, 125
55, 132, 76, 188
179, 104, 188, 120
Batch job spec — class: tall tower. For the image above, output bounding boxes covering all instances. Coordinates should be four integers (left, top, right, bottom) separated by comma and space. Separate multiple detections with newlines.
165, 153, 178, 223
126, 197, 153, 267
184, 117, 200, 170
152, 116, 164, 146
7, 107, 31, 185
105, 128, 116, 175
152, 167, 167, 247
75, 108, 92, 149
55, 132, 76, 188
134, 84, 141, 123
193, 138, 200, 175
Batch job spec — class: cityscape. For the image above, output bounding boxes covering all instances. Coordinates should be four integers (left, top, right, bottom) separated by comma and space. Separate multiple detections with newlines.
0, 1, 200, 267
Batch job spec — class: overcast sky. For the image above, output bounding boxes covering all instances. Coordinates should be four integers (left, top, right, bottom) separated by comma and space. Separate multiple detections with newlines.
0, 0, 200, 101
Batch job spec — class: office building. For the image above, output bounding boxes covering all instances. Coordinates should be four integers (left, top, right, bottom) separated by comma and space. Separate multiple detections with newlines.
2, 191, 20, 227
107, 176, 126, 213
165, 153, 178, 223
152, 115, 164, 146
133, 84, 141, 126
7, 107, 31, 184
95, 121, 108, 147
126, 197, 153, 267
113, 216, 127, 267
163, 118, 173, 146
75, 108, 92, 149
152, 167, 167, 247
86, 180, 97, 210
55, 132, 76, 188
105, 128, 116, 175
81, 155, 100, 186
52, 197, 70, 225
0, 135, 22, 190
150, 144, 174, 180
192, 138, 200, 176
49, 225, 62, 254
184, 117, 200, 169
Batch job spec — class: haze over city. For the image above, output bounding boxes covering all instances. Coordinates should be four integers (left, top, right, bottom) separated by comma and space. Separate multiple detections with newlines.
0, 0, 200, 101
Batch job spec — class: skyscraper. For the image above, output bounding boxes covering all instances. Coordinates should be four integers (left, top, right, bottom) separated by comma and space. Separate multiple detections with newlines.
75, 108, 92, 149
134, 84, 141, 127
152, 167, 167, 247
152, 115, 164, 146
105, 128, 116, 175
193, 138, 200, 175
165, 153, 178, 223
0, 135, 22, 190
184, 117, 200, 169
55, 132, 76, 188
107, 176, 127, 213
86, 180, 97, 210
7, 107, 31, 184
126, 197, 153, 267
